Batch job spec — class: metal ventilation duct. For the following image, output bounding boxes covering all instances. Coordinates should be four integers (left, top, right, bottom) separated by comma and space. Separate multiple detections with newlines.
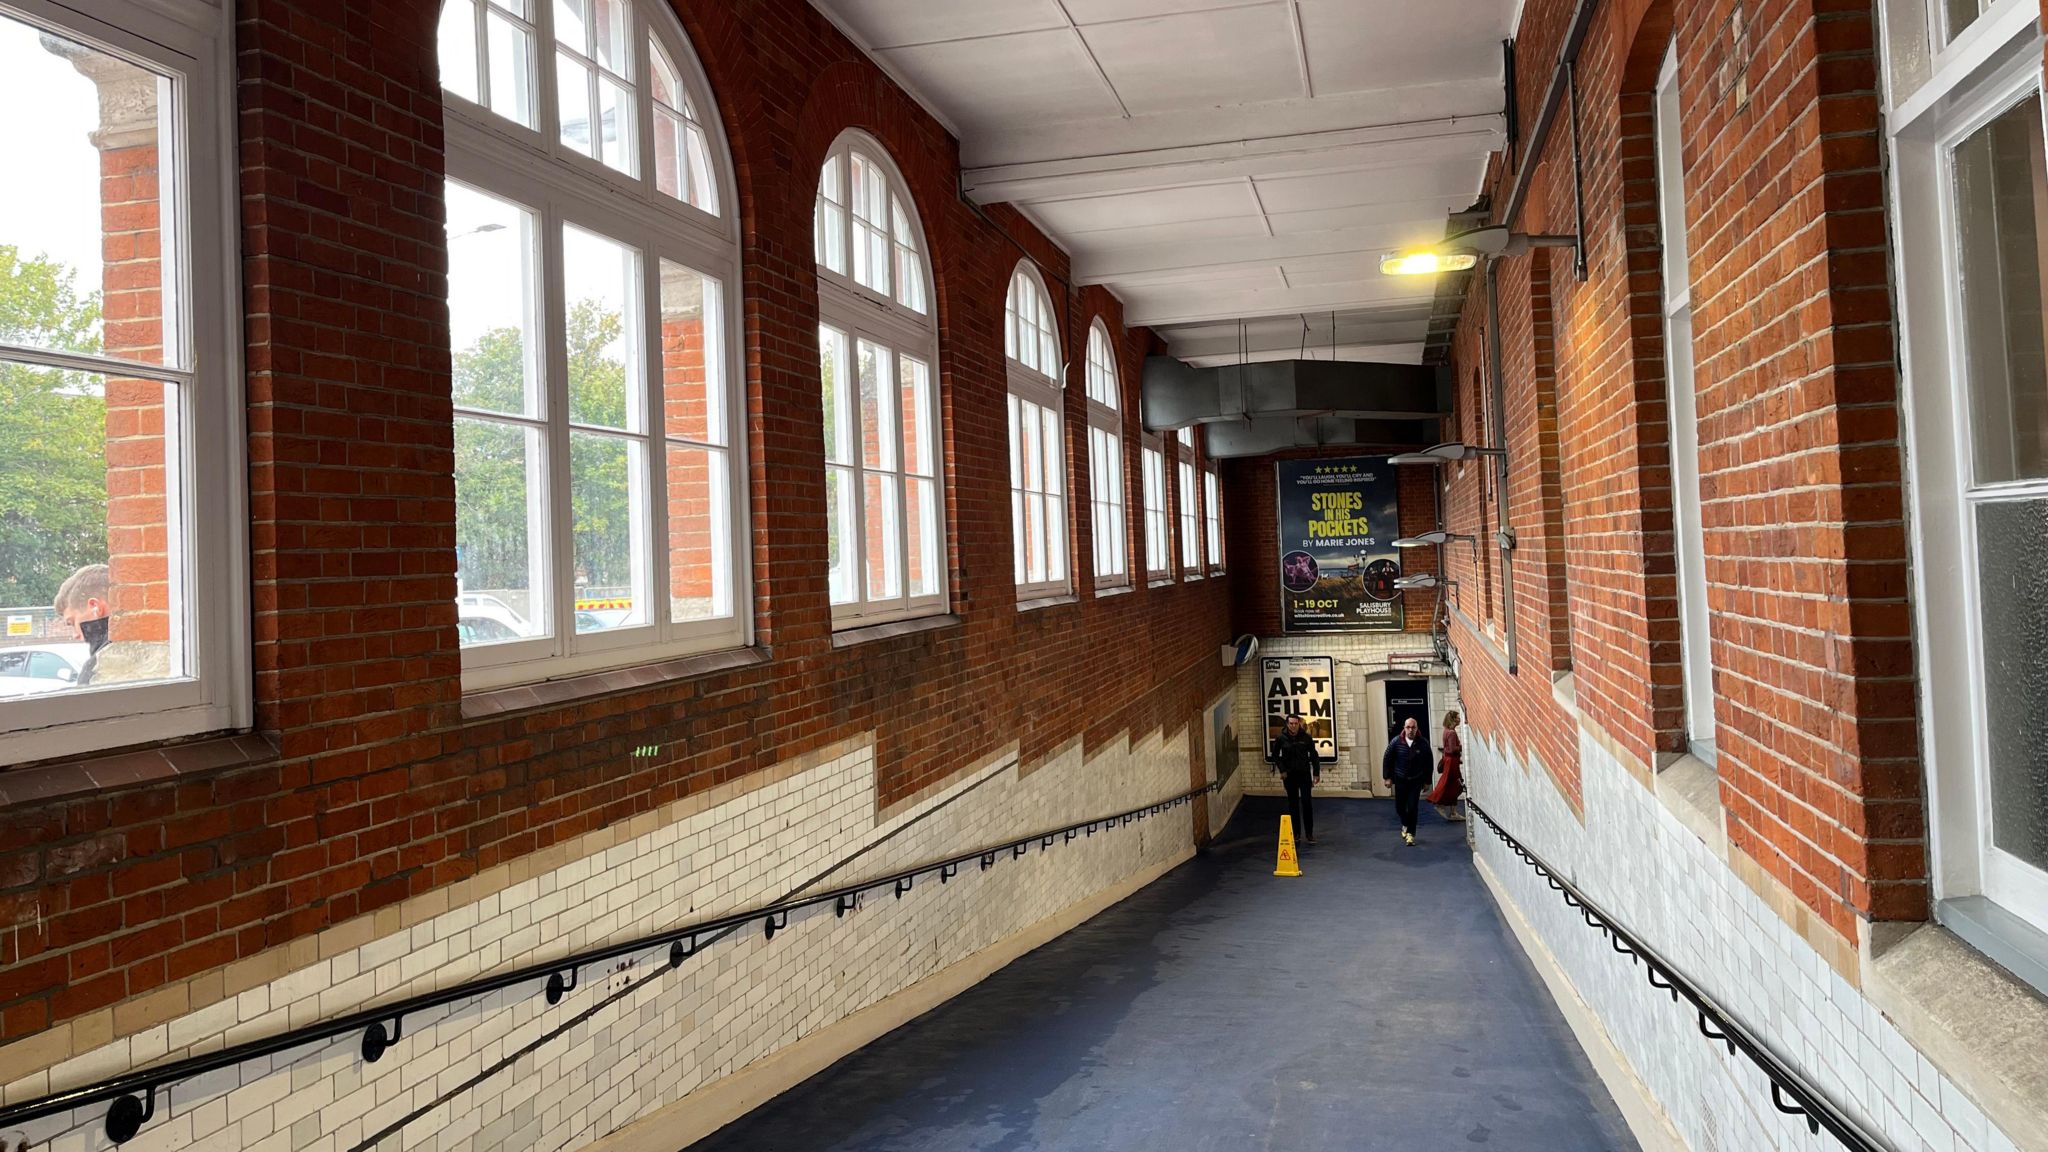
1201, 417, 1439, 459
1141, 356, 1448, 444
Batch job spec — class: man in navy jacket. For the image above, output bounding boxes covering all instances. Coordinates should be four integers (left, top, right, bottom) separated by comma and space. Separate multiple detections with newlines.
1382, 716, 1434, 845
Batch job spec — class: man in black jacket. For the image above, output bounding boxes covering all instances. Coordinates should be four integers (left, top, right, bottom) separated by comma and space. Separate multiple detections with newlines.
1382, 716, 1433, 845
1272, 714, 1323, 844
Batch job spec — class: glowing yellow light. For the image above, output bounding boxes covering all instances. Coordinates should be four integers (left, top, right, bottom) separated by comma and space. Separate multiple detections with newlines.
1378, 250, 1480, 276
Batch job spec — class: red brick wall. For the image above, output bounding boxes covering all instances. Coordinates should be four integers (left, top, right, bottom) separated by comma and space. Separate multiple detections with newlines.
1441, 0, 1925, 939
0, 0, 1233, 1044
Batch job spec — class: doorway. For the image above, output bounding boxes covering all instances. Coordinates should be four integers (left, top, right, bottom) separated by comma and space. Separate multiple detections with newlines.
1384, 678, 1428, 742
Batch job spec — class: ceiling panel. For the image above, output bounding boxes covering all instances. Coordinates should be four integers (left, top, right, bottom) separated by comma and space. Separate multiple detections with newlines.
1029, 182, 1262, 234
1080, 6, 1303, 116
877, 32, 1123, 128
1296, 0, 1508, 95
1056, 214, 1274, 252
823, 0, 1070, 49
1253, 161, 1481, 215
1060, 0, 1273, 24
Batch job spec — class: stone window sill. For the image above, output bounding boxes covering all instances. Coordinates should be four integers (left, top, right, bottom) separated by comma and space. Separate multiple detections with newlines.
1653, 751, 1726, 859
0, 731, 279, 808
1017, 593, 1079, 613
829, 614, 962, 649
1093, 584, 1134, 599
1865, 917, 2048, 1151
1147, 576, 1174, 588
460, 646, 770, 720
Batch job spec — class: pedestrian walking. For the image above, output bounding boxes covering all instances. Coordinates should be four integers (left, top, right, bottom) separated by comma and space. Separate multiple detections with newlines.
1428, 711, 1465, 821
1382, 716, 1432, 845
1273, 714, 1323, 845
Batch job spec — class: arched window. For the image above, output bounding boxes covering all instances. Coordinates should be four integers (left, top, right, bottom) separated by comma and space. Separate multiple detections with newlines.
1006, 264, 1068, 601
814, 133, 943, 624
1084, 322, 1128, 590
437, 0, 745, 688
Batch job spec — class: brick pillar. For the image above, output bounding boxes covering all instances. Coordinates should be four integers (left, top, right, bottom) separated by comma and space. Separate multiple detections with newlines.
63, 47, 170, 649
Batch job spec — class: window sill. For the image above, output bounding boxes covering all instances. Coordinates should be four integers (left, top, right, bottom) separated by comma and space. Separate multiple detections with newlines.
1147, 576, 1174, 588
0, 730, 279, 809
1864, 914, 2048, 1151
1183, 572, 1205, 581
1094, 584, 1134, 599
1652, 750, 1726, 860
1017, 593, 1079, 613
830, 613, 962, 649
461, 646, 770, 720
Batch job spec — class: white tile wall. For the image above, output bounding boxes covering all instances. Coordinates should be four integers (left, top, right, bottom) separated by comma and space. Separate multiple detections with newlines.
1231, 633, 1453, 791
1468, 727, 2022, 1152
9, 730, 1194, 1152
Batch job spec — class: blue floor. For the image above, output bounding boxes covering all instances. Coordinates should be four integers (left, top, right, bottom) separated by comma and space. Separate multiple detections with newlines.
686, 794, 1640, 1152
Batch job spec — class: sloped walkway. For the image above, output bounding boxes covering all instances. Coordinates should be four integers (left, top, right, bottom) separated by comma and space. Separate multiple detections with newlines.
686, 794, 1640, 1152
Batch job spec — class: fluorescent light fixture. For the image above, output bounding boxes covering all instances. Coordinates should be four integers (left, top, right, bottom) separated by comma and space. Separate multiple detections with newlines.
1393, 574, 1445, 590
1392, 530, 1477, 549
1379, 250, 1480, 276
1387, 442, 1506, 465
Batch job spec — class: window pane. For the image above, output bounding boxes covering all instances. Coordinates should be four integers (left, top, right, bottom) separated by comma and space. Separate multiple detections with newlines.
660, 262, 722, 444
820, 325, 851, 464
1012, 489, 1026, 584
649, 34, 680, 106
666, 443, 729, 623
1974, 498, 2048, 875
447, 184, 540, 418
561, 225, 638, 430
558, 51, 596, 159
900, 355, 931, 476
554, 0, 587, 47
593, 0, 629, 75
570, 430, 643, 629
826, 465, 857, 605
817, 157, 846, 275
685, 125, 717, 212
858, 339, 895, 470
864, 472, 900, 600
1046, 494, 1066, 581
1026, 491, 1046, 583
907, 476, 940, 598
895, 241, 925, 313
0, 366, 183, 692
1953, 93, 2048, 484
1041, 406, 1062, 496
655, 107, 686, 201
439, 0, 480, 104
1946, 0, 1984, 41
0, 17, 173, 368
455, 415, 545, 644
485, 10, 536, 128
598, 75, 635, 176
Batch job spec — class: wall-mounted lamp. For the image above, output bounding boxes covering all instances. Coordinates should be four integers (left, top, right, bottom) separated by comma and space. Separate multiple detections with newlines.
1392, 530, 1477, 550
1387, 441, 1507, 466
1393, 573, 1455, 591
1378, 224, 1578, 279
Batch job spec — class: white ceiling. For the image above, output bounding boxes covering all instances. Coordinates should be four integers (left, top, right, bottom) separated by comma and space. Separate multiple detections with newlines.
811, 0, 1515, 365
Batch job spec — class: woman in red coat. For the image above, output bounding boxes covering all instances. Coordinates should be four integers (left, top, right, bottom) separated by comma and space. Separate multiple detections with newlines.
1428, 710, 1465, 821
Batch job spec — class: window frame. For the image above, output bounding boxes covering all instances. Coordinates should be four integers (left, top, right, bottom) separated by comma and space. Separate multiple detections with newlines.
441, 0, 752, 691
1203, 463, 1224, 574
1885, 8, 2048, 940
814, 131, 945, 627
1084, 321, 1129, 592
1006, 262, 1070, 602
1653, 43, 1717, 768
1141, 436, 1170, 583
1177, 445, 1202, 580
0, 0, 249, 765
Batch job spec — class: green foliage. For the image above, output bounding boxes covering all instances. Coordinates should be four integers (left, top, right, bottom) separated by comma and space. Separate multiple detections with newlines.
453, 299, 636, 596
0, 246, 107, 607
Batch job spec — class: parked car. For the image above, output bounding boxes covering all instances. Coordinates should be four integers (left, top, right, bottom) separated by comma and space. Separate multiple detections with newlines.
455, 593, 529, 636
0, 643, 90, 698
456, 616, 522, 646
575, 608, 631, 632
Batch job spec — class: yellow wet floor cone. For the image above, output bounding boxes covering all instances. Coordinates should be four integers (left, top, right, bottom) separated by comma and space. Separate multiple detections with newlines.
1274, 814, 1303, 877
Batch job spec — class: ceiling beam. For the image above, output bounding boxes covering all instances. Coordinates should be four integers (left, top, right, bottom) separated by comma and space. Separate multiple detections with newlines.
1177, 341, 1427, 367
962, 114, 1503, 204
1072, 217, 1468, 284
1124, 288, 1441, 329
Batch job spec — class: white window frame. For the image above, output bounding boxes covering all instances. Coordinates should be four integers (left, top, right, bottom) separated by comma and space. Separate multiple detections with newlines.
815, 132, 945, 626
1142, 438, 1170, 582
1006, 262, 1069, 601
1084, 321, 1128, 592
1177, 450, 1202, 579
1203, 464, 1224, 573
441, 0, 751, 690
1654, 43, 1717, 767
1885, 0, 2048, 940
0, 0, 249, 765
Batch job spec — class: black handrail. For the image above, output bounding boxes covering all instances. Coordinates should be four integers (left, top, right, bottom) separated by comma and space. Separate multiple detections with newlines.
0, 780, 1222, 1143
1466, 799, 1894, 1152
